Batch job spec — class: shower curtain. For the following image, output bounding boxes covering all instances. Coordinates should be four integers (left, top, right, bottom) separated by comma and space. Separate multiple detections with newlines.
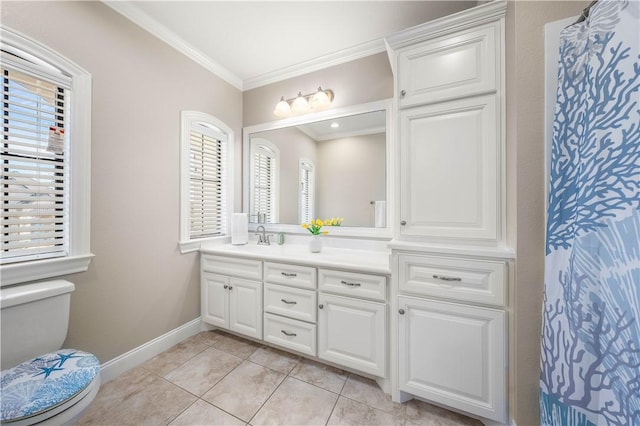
540, 1, 640, 425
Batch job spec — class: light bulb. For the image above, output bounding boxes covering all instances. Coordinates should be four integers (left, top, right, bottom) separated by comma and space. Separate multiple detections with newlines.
291, 92, 310, 114
274, 96, 291, 117
310, 87, 331, 109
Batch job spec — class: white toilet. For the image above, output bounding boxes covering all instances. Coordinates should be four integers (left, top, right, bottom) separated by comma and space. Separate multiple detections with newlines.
1, 280, 101, 425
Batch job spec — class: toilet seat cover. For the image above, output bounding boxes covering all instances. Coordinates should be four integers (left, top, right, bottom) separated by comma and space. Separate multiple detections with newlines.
1, 349, 100, 423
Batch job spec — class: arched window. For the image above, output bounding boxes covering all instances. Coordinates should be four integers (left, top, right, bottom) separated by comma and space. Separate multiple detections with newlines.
299, 159, 315, 224
1, 27, 92, 285
179, 111, 234, 253
250, 139, 279, 224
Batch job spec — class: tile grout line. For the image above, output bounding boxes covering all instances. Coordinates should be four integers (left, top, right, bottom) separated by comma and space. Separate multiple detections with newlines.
163, 333, 394, 424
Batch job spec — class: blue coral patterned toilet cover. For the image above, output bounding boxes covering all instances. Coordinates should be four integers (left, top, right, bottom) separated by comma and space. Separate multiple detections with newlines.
1, 349, 100, 423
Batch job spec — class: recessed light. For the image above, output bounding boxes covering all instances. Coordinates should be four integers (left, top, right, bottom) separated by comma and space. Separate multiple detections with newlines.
330, 122, 339, 128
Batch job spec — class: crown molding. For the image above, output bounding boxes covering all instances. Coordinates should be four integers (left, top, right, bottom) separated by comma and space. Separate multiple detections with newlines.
103, 1, 243, 90
386, 0, 507, 49
103, 1, 388, 91
243, 38, 387, 91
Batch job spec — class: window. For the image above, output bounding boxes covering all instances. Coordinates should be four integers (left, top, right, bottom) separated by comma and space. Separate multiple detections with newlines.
0, 27, 92, 286
179, 111, 233, 253
299, 159, 314, 224
249, 139, 278, 224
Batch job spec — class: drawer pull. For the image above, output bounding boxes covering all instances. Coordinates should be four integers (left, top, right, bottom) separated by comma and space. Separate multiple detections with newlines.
340, 280, 361, 287
281, 272, 297, 278
319, 304, 324, 309
432, 274, 462, 282
281, 298, 297, 305
223, 284, 228, 289
399, 309, 405, 315
281, 330, 297, 337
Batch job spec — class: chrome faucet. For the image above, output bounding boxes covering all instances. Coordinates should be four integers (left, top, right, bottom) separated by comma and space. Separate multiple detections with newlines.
255, 225, 272, 245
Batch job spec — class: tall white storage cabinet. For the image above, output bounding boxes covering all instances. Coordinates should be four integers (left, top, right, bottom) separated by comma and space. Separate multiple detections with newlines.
386, 2, 512, 424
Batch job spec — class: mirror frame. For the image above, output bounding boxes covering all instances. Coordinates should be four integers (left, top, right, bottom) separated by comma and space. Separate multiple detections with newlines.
243, 98, 394, 239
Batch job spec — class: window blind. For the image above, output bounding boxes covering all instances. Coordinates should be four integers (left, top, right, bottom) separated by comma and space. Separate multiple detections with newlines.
1, 60, 70, 264
252, 148, 275, 223
189, 126, 226, 239
300, 161, 314, 224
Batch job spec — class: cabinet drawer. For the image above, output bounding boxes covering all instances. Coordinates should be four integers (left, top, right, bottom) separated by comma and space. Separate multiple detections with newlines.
264, 313, 316, 356
398, 23, 498, 108
318, 269, 386, 302
201, 254, 262, 281
264, 283, 317, 323
398, 254, 505, 306
264, 262, 316, 289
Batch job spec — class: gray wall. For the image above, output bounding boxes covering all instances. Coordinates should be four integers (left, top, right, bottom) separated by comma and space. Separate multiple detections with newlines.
317, 133, 386, 227
1, 1, 243, 363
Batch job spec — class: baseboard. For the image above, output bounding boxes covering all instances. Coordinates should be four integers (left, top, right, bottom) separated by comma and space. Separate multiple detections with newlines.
99, 317, 202, 383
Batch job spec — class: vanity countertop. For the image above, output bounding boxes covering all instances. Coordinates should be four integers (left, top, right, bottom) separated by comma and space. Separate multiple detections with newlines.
200, 243, 391, 275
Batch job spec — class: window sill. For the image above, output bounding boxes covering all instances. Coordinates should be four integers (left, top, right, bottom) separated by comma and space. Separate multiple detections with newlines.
0, 254, 95, 287
179, 236, 231, 254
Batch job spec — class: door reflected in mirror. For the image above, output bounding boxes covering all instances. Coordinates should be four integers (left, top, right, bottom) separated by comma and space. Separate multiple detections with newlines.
246, 107, 387, 229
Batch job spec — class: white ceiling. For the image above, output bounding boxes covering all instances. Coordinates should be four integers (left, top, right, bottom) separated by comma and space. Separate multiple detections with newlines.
104, 1, 478, 90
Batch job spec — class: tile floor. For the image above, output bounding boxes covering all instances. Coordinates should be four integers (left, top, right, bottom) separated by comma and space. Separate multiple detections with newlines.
78, 330, 483, 426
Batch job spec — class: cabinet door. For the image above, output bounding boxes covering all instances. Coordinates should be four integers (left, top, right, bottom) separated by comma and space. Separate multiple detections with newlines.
229, 277, 263, 340
397, 23, 498, 108
318, 293, 386, 377
202, 273, 229, 328
398, 296, 506, 423
399, 95, 498, 243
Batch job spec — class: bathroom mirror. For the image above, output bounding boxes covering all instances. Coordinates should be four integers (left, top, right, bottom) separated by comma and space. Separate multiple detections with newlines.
242, 99, 392, 238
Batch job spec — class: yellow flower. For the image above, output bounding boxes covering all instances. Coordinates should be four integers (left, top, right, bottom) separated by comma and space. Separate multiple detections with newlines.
315, 219, 323, 227
302, 223, 309, 229
324, 219, 331, 226
322, 231, 329, 235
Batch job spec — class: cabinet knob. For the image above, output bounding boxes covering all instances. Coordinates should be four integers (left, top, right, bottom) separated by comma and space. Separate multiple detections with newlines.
400, 89, 407, 98
228, 286, 233, 290
400, 220, 407, 226
223, 284, 228, 289
399, 309, 405, 315
319, 304, 324, 309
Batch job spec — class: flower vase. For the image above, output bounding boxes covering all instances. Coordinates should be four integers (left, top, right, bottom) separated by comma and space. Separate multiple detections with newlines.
309, 235, 322, 253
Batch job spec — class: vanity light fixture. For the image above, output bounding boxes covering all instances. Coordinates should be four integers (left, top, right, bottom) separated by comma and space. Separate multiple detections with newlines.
273, 87, 334, 117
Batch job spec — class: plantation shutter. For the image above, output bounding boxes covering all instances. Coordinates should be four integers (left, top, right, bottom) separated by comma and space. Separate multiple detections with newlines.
252, 148, 274, 222
300, 161, 313, 224
189, 124, 226, 239
1, 54, 71, 264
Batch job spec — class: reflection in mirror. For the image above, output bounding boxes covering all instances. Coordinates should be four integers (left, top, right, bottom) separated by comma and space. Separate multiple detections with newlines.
246, 107, 386, 228
249, 138, 279, 224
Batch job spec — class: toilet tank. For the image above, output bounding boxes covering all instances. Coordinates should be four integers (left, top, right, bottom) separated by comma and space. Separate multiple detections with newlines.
1, 280, 75, 370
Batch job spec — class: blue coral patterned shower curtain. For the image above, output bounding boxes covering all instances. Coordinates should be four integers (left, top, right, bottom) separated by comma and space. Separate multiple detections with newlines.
540, 0, 640, 425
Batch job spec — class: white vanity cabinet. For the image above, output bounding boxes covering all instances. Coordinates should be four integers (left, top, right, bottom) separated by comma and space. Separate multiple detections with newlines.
262, 262, 318, 356
317, 269, 387, 377
200, 247, 391, 379
201, 255, 263, 340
